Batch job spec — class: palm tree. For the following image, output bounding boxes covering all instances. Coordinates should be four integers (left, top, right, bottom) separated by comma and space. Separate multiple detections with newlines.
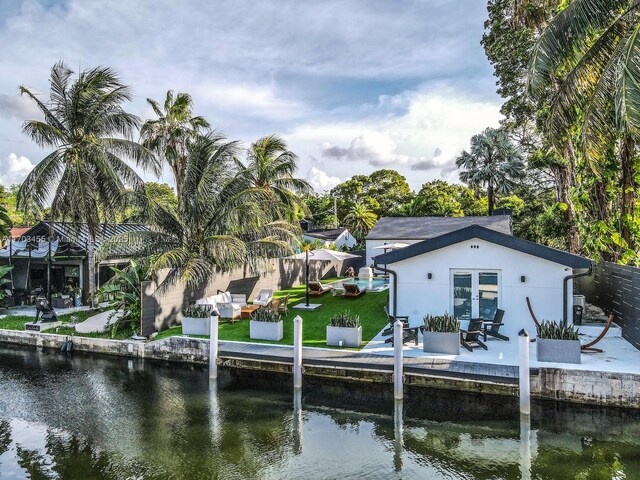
237, 135, 312, 216
18, 62, 158, 305
528, 0, 640, 248
99, 133, 298, 289
456, 128, 525, 215
141, 91, 210, 197
344, 203, 377, 237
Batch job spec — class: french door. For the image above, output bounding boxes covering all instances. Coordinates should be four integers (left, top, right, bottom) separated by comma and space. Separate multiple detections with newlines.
451, 270, 500, 320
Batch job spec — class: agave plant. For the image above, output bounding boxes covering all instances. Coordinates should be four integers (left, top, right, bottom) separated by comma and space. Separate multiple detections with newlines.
251, 308, 281, 323
182, 304, 214, 319
423, 313, 459, 333
536, 320, 580, 341
328, 310, 360, 328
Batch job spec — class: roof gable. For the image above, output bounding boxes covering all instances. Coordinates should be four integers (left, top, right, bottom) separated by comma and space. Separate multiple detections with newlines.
374, 225, 592, 269
304, 227, 348, 241
365, 216, 512, 240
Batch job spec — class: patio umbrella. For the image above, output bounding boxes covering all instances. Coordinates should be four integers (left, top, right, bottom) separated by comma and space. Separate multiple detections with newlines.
373, 242, 410, 252
286, 248, 360, 307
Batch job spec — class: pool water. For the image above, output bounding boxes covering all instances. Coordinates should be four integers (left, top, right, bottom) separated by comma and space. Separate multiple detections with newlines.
339, 277, 390, 292
0, 345, 639, 479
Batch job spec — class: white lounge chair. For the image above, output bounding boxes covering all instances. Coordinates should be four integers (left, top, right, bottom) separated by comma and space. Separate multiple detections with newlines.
252, 289, 273, 307
195, 291, 244, 320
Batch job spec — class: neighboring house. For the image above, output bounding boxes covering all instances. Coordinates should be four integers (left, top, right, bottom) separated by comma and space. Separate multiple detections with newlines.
365, 215, 512, 266
374, 224, 592, 336
0, 221, 150, 304
302, 227, 357, 249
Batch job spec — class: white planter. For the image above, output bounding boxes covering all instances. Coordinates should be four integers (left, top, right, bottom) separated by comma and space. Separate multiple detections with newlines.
250, 320, 283, 341
182, 316, 210, 336
423, 331, 460, 355
326, 325, 362, 347
536, 338, 581, 364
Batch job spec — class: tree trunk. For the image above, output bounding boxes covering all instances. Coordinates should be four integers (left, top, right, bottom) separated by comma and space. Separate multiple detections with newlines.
620, 136, 636, 252
591, 179, 615, 262
487, 183, 494, 215
561, 142, 581, 253
87, 240, 96, 308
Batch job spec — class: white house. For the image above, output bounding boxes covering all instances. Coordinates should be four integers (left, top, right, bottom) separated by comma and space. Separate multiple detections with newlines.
373, 224, 592, 337
302, 227, 357, 249
365, 216, 512, 267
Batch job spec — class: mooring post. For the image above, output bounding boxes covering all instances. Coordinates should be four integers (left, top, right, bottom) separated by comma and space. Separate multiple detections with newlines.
393, 319, 403, 400
393, 399, 404, 472
518, 329, 530, 415
293, 386, 303, 454
293, 315, 303, 388
209, 314, 219, 380
519, 413, 532, 480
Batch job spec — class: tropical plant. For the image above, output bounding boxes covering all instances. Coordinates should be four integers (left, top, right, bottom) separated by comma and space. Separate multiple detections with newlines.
251, 308, 281, 323
101, 260, 150, 337
536, 320, 580, 341
328, 310, 360, 328
141, 91, 210, 197
236, 135, 311, 216
344, 203, 377, 237
0, 203, 11, 240
98, 133, 298, 289
0, 265, 14, 308
182, 304, 214, 319
456, 127, 526, 214
423, 313, 459, 333
528, 0, 640, 253
17, 62, 158, 306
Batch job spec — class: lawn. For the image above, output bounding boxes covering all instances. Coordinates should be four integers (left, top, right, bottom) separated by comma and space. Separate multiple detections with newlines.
154, 281, 390, 349
0, 310, 98, 331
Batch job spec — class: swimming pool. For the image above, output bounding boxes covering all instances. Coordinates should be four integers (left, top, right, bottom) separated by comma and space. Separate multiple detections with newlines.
336, 277, 390, 292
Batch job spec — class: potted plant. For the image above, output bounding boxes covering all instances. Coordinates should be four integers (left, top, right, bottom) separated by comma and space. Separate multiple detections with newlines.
326, 310, 361, 347
422, 313, 460, 354
182, 305, 213, 336
250, 308, 283, 341
536, 321, 581, 364
72, 287, 82, 307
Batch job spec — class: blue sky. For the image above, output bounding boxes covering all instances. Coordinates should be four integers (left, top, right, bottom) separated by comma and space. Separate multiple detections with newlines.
0, 0, 502, 191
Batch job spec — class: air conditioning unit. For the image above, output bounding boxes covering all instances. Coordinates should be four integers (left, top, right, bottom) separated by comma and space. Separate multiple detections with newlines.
573, 294, 586, 309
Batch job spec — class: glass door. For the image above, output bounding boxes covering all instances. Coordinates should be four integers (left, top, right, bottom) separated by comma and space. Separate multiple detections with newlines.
451, 270, 500, 320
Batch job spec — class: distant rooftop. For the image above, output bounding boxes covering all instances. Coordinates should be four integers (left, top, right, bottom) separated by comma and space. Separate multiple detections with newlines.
365, 216, 512, 240
303, 227, 348, 241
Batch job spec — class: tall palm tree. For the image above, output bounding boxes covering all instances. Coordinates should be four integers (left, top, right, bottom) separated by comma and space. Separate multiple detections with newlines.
237, 135, 312, 216
456, 128, 525, 215
528, 0, 640, 248
344, 203, 377, 237
141, 90, 210, 197
18, 62, 158, 305
99, 133, 297, 289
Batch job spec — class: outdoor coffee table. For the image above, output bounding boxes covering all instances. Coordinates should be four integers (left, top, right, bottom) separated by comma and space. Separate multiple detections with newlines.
241, 304, 260, 319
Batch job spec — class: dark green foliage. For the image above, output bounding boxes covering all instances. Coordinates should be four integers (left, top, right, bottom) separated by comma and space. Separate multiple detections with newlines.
251, 308, 281, 323
423, 313, 459, 333
328, 310, 360, 328
536, 320, 580, 340
182, 304, 213, 318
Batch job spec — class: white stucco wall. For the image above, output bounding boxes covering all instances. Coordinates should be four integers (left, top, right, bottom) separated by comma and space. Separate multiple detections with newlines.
389, 238, 574, 336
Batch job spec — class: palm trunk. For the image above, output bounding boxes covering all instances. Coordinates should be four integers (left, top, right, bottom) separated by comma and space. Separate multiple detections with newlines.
87, 240, 96, 308
620, 136, 636, 252
487, 183, 495, 215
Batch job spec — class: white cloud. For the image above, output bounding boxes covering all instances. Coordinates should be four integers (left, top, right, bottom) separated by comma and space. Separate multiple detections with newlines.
0, 153, 35, 186
305, 166, 341, 192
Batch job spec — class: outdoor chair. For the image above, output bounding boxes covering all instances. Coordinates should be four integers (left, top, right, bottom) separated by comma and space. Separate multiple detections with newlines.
308, 281, 332, 297
478, 309, 508, 342
460, 319, 487, 352
278, 294, 290, 316
342, 283, 366, 298
253, 289, 273, 307
382, 306, 418, 346
382, 305, 409, 336
268, 298, 281, 313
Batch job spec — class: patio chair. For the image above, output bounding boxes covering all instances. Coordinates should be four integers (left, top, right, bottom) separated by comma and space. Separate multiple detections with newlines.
479, 309, 508, 342
253, 289, 273, 307
278, 294, 290, 316
382, 306, 418, 346
268, 298, 281, 313
382, 305, 409, 336
460, 319, 487, 352
308, 281, 332, 297
342, 283, 366, 298
35, 297, 59, 323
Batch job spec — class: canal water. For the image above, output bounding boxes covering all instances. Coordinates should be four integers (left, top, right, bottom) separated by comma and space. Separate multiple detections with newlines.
0, 345, 639, 479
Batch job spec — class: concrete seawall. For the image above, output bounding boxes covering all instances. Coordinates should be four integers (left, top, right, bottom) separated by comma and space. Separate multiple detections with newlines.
1, 329, 639, 409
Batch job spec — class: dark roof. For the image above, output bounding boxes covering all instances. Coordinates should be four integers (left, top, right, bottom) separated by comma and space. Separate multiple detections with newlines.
26, 221, 151, 250
374, 224, 592, 269
304, 227, 348, 241
365, 216, 512, 240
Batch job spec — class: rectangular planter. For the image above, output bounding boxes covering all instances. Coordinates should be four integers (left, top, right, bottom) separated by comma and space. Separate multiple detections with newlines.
536, 338, 581, 364
250, 320, 283, 341
423, 331, 460, 355
182, 316, 210, 336
326, 325, 362, 348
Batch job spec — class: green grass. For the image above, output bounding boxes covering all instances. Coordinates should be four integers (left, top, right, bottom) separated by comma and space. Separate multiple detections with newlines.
154, 280, 390, 349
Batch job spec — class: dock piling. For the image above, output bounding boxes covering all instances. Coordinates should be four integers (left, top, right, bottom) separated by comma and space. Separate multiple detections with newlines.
518, 329, 530, 415
209, 314, 219, 380
393, 319, 403, 400
293, 315, 303, 388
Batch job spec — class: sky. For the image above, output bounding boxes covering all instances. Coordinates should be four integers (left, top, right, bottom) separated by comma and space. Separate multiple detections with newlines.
0, 0, 503, 192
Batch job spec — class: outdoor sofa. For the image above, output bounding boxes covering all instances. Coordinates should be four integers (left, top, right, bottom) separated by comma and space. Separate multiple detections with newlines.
195, 291, 247, 320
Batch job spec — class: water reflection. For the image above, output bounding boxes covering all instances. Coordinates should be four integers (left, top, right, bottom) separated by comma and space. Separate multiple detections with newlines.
0, 345, 639, 479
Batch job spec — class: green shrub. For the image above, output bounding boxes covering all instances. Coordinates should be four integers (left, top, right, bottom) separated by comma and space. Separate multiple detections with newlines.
252, 308, 281, 323
423, 313, 459, 333
536, 321, 579, 340
182, 304, 214, 319
328, 310, 360, 328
